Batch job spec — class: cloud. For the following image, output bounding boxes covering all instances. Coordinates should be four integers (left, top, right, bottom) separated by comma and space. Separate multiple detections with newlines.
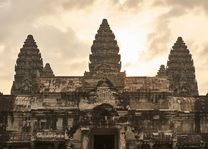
0, 0, 208, 95
33, 25, 89, 60
141, 0, 208, 61
0, 0, 96, 93
153, 0, 208, 14
141, 15, 171, 60
32, 25, 90, 75
123, 0, 143, 8
61, 0, 95, 9
194, 44, 208, 95
135, 0, 208, 95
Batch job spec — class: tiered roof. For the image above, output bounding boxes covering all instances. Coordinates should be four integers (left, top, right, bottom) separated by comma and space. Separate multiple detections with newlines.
43, 63, 54, 77
89, 19, 121, 73
167, 37, 198, 96
157, 65, 167, 77
11, 35, 44, 95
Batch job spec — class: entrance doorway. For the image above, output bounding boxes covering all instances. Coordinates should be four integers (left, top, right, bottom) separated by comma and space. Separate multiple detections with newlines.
94, 135, 114, 149
90, 128, 118, 149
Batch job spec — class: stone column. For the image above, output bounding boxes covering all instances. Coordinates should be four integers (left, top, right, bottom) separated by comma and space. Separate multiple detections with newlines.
30, 141, 35, 149
172, 132, 177, 149
172, 141, 177, 149
125, 126, 136, 149
149, 142, 154, 149
119, 126, 126, 149
81, 127, 90, 149
54, 142, 59, 149
136, 142, 142, 149
66, 140, 73, 149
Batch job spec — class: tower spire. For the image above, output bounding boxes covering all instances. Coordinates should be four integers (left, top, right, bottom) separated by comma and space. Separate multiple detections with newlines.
89, 18, 121, 73
167, 37, 198, 96
156, 65, 166, 77
84, 19, 125, 90
23, 34, 38, 48
11, 34, 44, 95
43, 63, 54, 77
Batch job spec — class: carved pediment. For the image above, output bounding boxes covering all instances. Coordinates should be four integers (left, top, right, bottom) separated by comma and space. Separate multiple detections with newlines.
92, 103, 118, 117
79, 79, 119, 110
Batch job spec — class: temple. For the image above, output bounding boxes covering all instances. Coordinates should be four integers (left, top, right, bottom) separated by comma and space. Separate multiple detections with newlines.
0, 19, 207, 149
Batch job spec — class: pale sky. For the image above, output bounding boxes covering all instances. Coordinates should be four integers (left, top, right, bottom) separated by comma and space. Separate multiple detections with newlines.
0, 0, 208, 95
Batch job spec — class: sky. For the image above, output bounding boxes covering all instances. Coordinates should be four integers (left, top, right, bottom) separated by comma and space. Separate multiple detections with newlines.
0, 0, 208, 95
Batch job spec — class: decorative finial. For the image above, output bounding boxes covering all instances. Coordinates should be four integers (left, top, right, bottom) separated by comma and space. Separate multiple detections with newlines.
101, 18, 109, 25
27, 34, 34, 39
157, 65, 166, 76
23, 34, 37, 48
103, 18, 108, 22
43, 63, 54, 77
177, 36, 183, 43
45, 63, 50, 67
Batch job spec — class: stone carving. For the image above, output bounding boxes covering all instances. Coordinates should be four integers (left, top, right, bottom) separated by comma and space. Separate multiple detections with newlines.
166, 37, 198, 96
42, 63, 54, 77
88, 19, 121, 73
84, 18, 126, 89
11, 35, 44, 95
79, 79, 119, 110
156, 65, 167, 77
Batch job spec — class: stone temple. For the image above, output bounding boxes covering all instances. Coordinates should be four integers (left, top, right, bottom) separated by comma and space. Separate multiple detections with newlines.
0, 19, 207, 149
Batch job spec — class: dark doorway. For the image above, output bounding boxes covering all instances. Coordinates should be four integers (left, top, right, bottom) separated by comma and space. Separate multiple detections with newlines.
34, 142, 66, 149
141, 144, 151, 149
153, 144, 172, 149
94, 135, 114, 149
35, 142, 54, 149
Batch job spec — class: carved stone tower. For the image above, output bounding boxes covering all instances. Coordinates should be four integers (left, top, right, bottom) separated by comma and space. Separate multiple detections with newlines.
84, 19, 125, 90
166, 37, 198, 96
43, 63, 54, 77
89, 19, 121, 73
156, 65, 167, 77
11, 35, 44, 95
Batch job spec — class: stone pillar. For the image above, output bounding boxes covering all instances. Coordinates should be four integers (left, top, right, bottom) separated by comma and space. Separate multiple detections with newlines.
125, 126, 136, 149
81, 127, 90, 149
54, 142, 59, 149
66, 140, 72, 149
149, 142, 154, 149
136, 141, 142, 149
30, 141, 35, 149
127, 141, 136, 149
173, 141, 177, 149
173, 133, 177, 149
119, 126, 126, 149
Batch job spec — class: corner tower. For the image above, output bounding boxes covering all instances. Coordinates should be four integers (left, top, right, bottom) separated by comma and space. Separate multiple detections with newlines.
84, 19, 125, 89
11, 35, 44, 95
43, 63, 54, 77
167, 37, 198, 96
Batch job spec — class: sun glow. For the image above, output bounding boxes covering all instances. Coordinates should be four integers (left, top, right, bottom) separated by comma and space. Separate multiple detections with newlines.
114, 24, 150, 75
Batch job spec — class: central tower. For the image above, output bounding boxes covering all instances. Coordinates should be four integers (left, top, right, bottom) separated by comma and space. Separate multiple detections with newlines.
89, 19, 121, 73
84, 19, 125, 90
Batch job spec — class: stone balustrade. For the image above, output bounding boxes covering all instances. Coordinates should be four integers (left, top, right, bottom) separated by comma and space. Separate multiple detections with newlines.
35, 131, 65, 140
